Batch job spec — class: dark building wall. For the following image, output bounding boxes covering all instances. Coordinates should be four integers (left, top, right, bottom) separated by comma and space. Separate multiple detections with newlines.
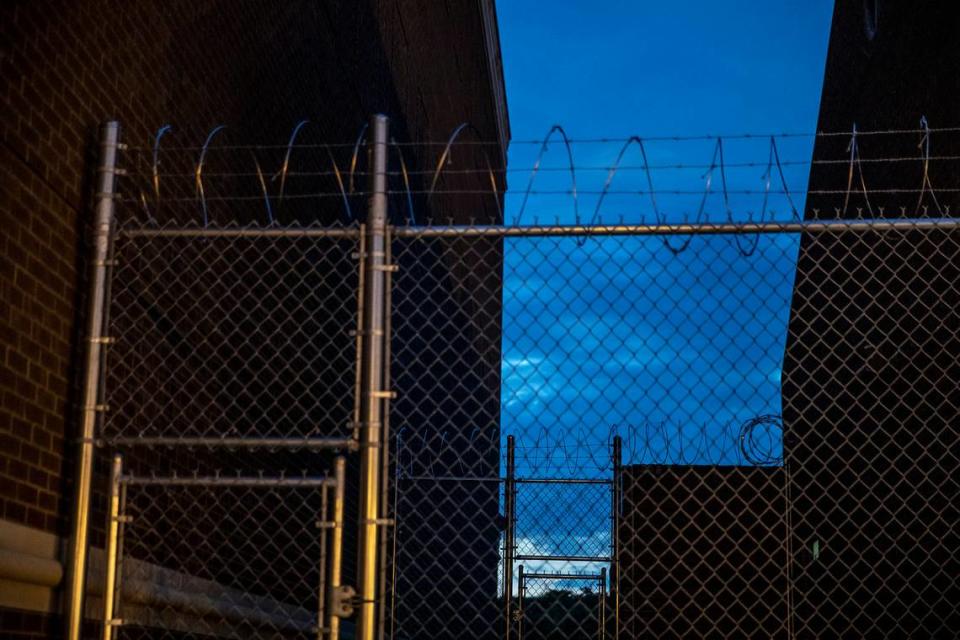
618, 464, 789, 639
388, 232, 504, 639
1, 0, 508, 635
783, 2, 960, 637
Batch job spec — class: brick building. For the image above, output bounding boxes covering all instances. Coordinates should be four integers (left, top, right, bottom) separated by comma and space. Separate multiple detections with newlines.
782, 1, 960, 637
617, 464, 789, 638
1, 1, 509, 637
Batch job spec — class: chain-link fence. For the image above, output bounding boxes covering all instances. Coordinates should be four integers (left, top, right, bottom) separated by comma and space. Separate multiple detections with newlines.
71, 119, 959, 640
106, 466, 344, 640
516, 569, 607, 640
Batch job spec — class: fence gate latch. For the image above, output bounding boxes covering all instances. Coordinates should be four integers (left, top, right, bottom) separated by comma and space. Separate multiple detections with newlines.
330, 585, 357, 618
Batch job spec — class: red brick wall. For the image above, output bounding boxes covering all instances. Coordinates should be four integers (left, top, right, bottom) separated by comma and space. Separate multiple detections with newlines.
2, 0, 504, 526
1, 0, 507, 633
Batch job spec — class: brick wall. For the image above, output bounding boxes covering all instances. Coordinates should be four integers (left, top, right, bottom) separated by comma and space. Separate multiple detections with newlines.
782, 2, 960, 637
1, 0, 507, 633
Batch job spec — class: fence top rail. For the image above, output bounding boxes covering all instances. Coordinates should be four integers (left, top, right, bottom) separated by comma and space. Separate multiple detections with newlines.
114, 217, 959, 239
392, 217, 960, 237
119, 474, 337, 488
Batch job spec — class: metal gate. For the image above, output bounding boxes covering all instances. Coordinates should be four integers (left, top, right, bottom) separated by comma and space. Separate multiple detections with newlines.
67, 117, 960, 640
516, 568, 607, 640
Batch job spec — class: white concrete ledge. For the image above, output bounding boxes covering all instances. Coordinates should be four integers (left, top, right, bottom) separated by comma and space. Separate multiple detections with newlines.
0, 548, 63, 586
0, 519, 316, 637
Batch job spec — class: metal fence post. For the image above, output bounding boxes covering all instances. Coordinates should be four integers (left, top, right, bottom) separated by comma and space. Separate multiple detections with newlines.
598, 567, 607, 640
357, 113, 390, 640
329, 455, 347, 640
66, 121, 120, 640
504, 435, 516, 639
101, 454, 123, 640
517, 565, 525, 640
318, 484, 329, 639
377, 225, 394, 640
610, 435, 621, 638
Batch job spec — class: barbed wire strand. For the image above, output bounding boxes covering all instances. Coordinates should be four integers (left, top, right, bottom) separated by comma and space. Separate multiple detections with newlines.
128, 121, 958, 241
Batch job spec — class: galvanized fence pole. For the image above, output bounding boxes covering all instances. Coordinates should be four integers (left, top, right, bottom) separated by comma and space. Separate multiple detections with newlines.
101, 455, 123, 640
598, 567, 607, 640
517, 565, 525, 640
611, 435, 622, 637
66, 121, 120, 640
357, 113, 390, 640
318, 484, 329, 639
377, 224, 394, 640
328, 455, 347, 640
504, 435, 516, 639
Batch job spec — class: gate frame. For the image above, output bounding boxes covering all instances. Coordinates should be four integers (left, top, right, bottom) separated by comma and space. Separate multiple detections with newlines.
99, 455, 346, 640
516, 566, 607, 640
503, 436, 621, 639
65, 121, 121, 640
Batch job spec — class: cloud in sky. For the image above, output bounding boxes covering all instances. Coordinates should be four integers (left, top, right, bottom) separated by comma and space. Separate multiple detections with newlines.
500, 233, 799, 473
490, 0, 833, 587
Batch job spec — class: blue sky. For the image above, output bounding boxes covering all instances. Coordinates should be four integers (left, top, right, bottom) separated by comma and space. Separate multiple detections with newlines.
493, 1, 834, 494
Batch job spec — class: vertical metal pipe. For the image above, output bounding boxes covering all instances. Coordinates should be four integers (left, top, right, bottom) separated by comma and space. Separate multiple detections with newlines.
377, 225, 394, 640
516, 565, 524, 640
356, 113, 389, 640
352, 227, 367, 443
611, 435, 622, 638
318, 485, 328, 640
101, 455, 123, 640
66, 121, 120, 640
112, 481, 127, 628
328, 456, 346, 640
598, 567, 607, 640
504, 435, 516, 639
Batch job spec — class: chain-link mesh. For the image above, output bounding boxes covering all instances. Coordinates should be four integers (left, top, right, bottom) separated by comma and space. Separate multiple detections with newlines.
97, 221, 363, 640
112, 479, 332, 640
388, 233, 504, 640
105, 225, 361, 446
517, 572, 606, 640
385, 222, 958, 640
93, 126, 959, 640
784, 224, 960, 638
514, 480, 611, 562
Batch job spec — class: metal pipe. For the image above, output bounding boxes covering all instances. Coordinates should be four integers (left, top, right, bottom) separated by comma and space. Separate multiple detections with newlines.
394, 475, 612, 484
66, 121, 120, 640
106, 436, 358, 450
515, 477, 612, 485
504, 435, 516, 640
113, 479, 128, 630
101, 455, 123, 640
328, 456, 346, 640
391, 217, 960, 238
317, 485, 328, 640
514, 554, 613, 562
599, 567, 606, 640
352, 226, 367, 442
356, 113, 389, 640
118, 216, 960, 241
611, 436, 622, 638
121, 227, 360, 238
517, 565, 525, 640
119, 475, 336, 488
520, 572, 604, 580
396, 475, 503, 483
377, 225, 394, 640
